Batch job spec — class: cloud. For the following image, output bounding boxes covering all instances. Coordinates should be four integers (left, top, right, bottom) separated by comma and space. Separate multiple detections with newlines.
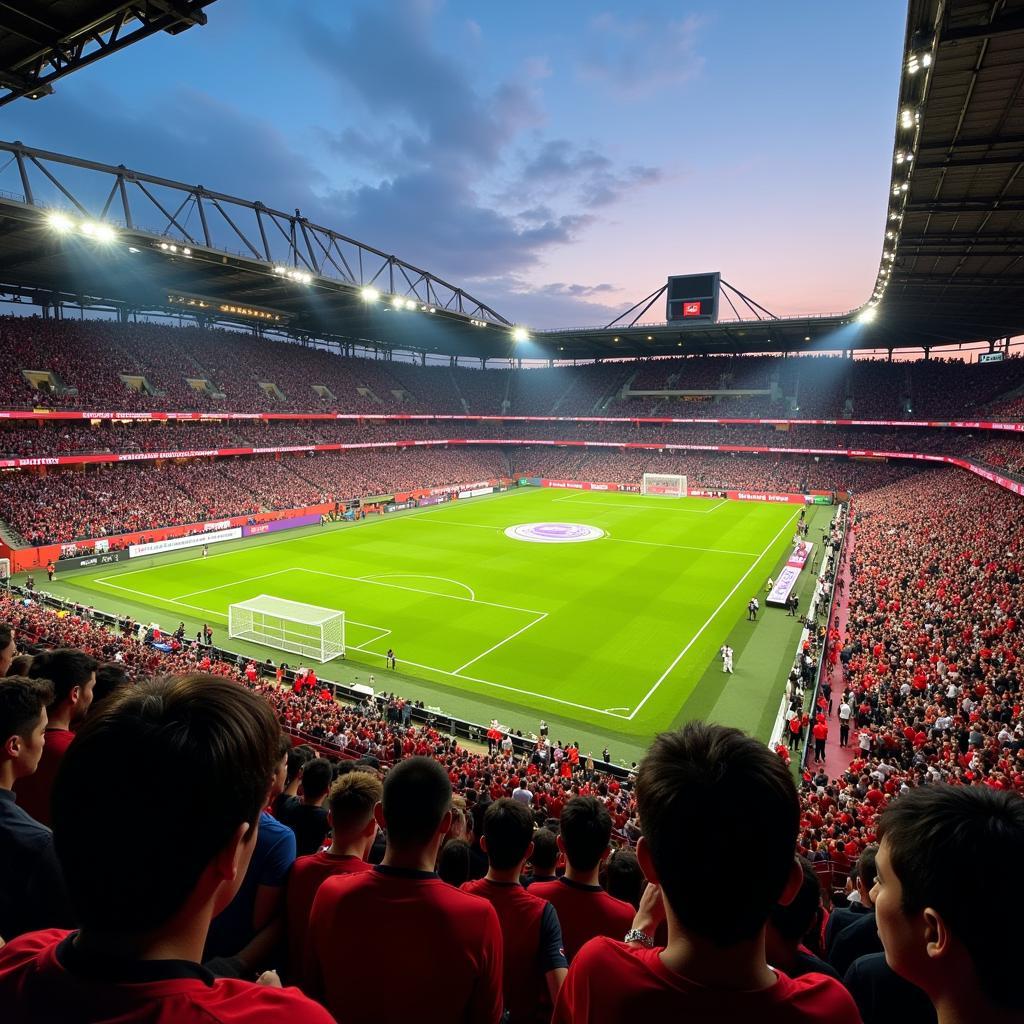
578, 13, 705, 99
474, 274, 625, 329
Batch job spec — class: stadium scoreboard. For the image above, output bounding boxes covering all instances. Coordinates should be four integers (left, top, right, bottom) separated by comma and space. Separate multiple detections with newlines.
666, 272, 720, 322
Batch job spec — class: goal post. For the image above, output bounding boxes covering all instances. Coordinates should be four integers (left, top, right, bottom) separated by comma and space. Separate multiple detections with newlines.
641, 473, 688, 497
228, 595, 345, 663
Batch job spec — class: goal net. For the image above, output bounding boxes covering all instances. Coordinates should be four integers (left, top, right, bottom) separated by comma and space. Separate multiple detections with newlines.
641, 473, 688, 497
228, 595, 345, 663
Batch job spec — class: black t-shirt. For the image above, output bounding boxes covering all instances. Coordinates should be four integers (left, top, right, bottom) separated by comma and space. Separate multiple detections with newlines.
281, 803, 329, 857
828, 911, 883, 977
843, 952, 937, 1024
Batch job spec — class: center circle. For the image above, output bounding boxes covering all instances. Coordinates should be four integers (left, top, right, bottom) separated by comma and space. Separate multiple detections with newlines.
504, 522, 605, 544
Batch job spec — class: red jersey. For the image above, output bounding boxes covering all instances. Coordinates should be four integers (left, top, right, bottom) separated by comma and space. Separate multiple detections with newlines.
285, 851, 372, 982
553, 937, 862, 1024
14, 728, 75, 826
306, 865, 503, 1024
528, 878, 634, 962
0, 929, 334, 1024
461, 878, 568, 1023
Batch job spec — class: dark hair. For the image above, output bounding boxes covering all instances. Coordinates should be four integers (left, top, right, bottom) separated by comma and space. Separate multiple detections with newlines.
28, 649, 98, 709
637, 722, 799, 946
0, 622, 12, 652
301, 758, 334, 801
482, 798, 534, 870
0, 676, 54, 742
328, 771, 382, 832
769, 856, 824, 943
92, 663, 131, 707
605, 847, 645, 909
275, 732, 293, 762
286, 743, 315, 783
878, 786, 1024, 1009
854, 844, 878, 890
51, 674, 280, 933
559, 796, 612, 872
381, 756, 451, 848
437, 838, 471, 887
529, 827, 558, 872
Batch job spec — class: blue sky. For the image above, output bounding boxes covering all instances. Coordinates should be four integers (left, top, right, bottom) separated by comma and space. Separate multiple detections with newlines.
1, 0, 907, 328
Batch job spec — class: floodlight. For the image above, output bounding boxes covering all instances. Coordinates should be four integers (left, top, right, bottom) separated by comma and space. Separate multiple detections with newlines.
512, 327, 529, 342
361, 286, 380, 302
392, 296, 404, 309
858, 308, 877, 324
46, 212, 73, 232
404, 298, 416, 310
273, 266, 286, 274
81, 221, 116, 242
429, 307, 436, 313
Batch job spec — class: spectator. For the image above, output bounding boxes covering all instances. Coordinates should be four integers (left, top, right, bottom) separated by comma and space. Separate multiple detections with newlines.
766, 858, 840, 980
524, 826, 559, 887
274, 744, 316, 821
0, 676, 73, 940
285, 769, 380, 982
871, 786, 1024, 1024
437, 837, 473, 888
842, 952, 937, 1024
0, 624, 15, 676
14, 650, 98, 826
90, 663, 131, 708
204, 733, 296, 974
553, 722, 860, 1022
462, 798, 568, 1022
305, 756, 503, 1024
0, 674, 333, 1022
280, 757, 332, 857
604, 848, 646, 911
530, 797, 635, 962
824, 846, 876, 951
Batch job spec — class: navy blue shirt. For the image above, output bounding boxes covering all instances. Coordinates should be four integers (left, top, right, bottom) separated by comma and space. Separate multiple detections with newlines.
204, 810, 296, 958
0, 788, 73, 939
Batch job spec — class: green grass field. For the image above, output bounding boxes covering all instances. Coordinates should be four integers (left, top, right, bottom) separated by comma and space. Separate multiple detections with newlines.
50, 486, 825, 765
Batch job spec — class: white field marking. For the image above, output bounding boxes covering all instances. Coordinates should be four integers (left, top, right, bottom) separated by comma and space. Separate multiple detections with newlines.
626, 507, 802, 721
358, 573, 476, 601
603, 707, 630, 713
92, 578, 624, 718
552, 495, 721, 513
347, 625, 393, 651
702, 500, 728, 512
172, 570, 292, 600
604, 536, 758, 558
296, 568, 543, 617
452, 612, 548, 674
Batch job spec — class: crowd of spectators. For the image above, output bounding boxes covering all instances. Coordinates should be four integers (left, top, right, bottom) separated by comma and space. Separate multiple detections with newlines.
4, 316, 1023, 423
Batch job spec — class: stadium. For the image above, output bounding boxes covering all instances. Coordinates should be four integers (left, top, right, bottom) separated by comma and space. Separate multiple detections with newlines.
0, 2, 1022, 1022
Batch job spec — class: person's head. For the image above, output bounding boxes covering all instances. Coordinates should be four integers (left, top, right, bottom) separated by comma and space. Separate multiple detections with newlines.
636, 722, 801, 947
853, 845, 878, 906
559, 796, 613, 872
605, 847, 646, 909
0, 676, 54, 781
28, 648, 98, 723
327, 770, 382, 847
768, 856, 825, 948
0, 623, 15, 676
285, 744, 315, 786
437, 838, 471, 887
300, 757, 333, 803
91, 662, 131, 708
8, 653, 33, 677
271, 733, 292, 799
528, 827, 558, 876
481, 798, 534, 871
873, 786, 1024, 1012
51, 674, 281, 936
378, 756, 452, 851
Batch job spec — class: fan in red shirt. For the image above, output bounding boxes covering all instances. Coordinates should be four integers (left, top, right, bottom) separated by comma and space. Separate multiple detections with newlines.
285, 769, 381, 982
530, 797, 635, 962
304, 756, 503, 1023
462, 798, 568, 1022
14, 649, 98, 826
0, 674, 332, 1024
553, 723, 860, 1024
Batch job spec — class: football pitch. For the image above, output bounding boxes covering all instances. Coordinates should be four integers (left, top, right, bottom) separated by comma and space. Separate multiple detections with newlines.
56, 486, 824, 763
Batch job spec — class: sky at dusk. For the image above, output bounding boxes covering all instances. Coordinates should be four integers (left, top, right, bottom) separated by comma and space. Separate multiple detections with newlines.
1, 1, 907, 330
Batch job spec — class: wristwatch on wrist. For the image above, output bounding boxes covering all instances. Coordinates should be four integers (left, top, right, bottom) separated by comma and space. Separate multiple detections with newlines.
623, 929, 655, 947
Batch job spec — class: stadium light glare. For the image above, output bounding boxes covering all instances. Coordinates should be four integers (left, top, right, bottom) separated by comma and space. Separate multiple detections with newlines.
360, 286, 380, 302
858, 308, 877, 323
512, 327, 529, 342
273, 266, 286, 275
80, 221, 116, 242
921, 52, 932, 68
429, 307, 436, 313
404, 298, 416, 310
46, 212, 73, 233
392, 296, 404, 309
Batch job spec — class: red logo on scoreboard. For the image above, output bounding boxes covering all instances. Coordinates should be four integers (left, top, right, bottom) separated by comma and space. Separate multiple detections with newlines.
683, 301, 702, 317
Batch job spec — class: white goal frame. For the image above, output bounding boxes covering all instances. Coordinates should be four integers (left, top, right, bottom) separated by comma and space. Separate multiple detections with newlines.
641, 472, 688, 497
228, 595, 345, 663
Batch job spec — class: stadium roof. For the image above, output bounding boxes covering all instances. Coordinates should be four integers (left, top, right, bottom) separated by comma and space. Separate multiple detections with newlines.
0, 1, 218, 107
0, 0, 1021, 361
